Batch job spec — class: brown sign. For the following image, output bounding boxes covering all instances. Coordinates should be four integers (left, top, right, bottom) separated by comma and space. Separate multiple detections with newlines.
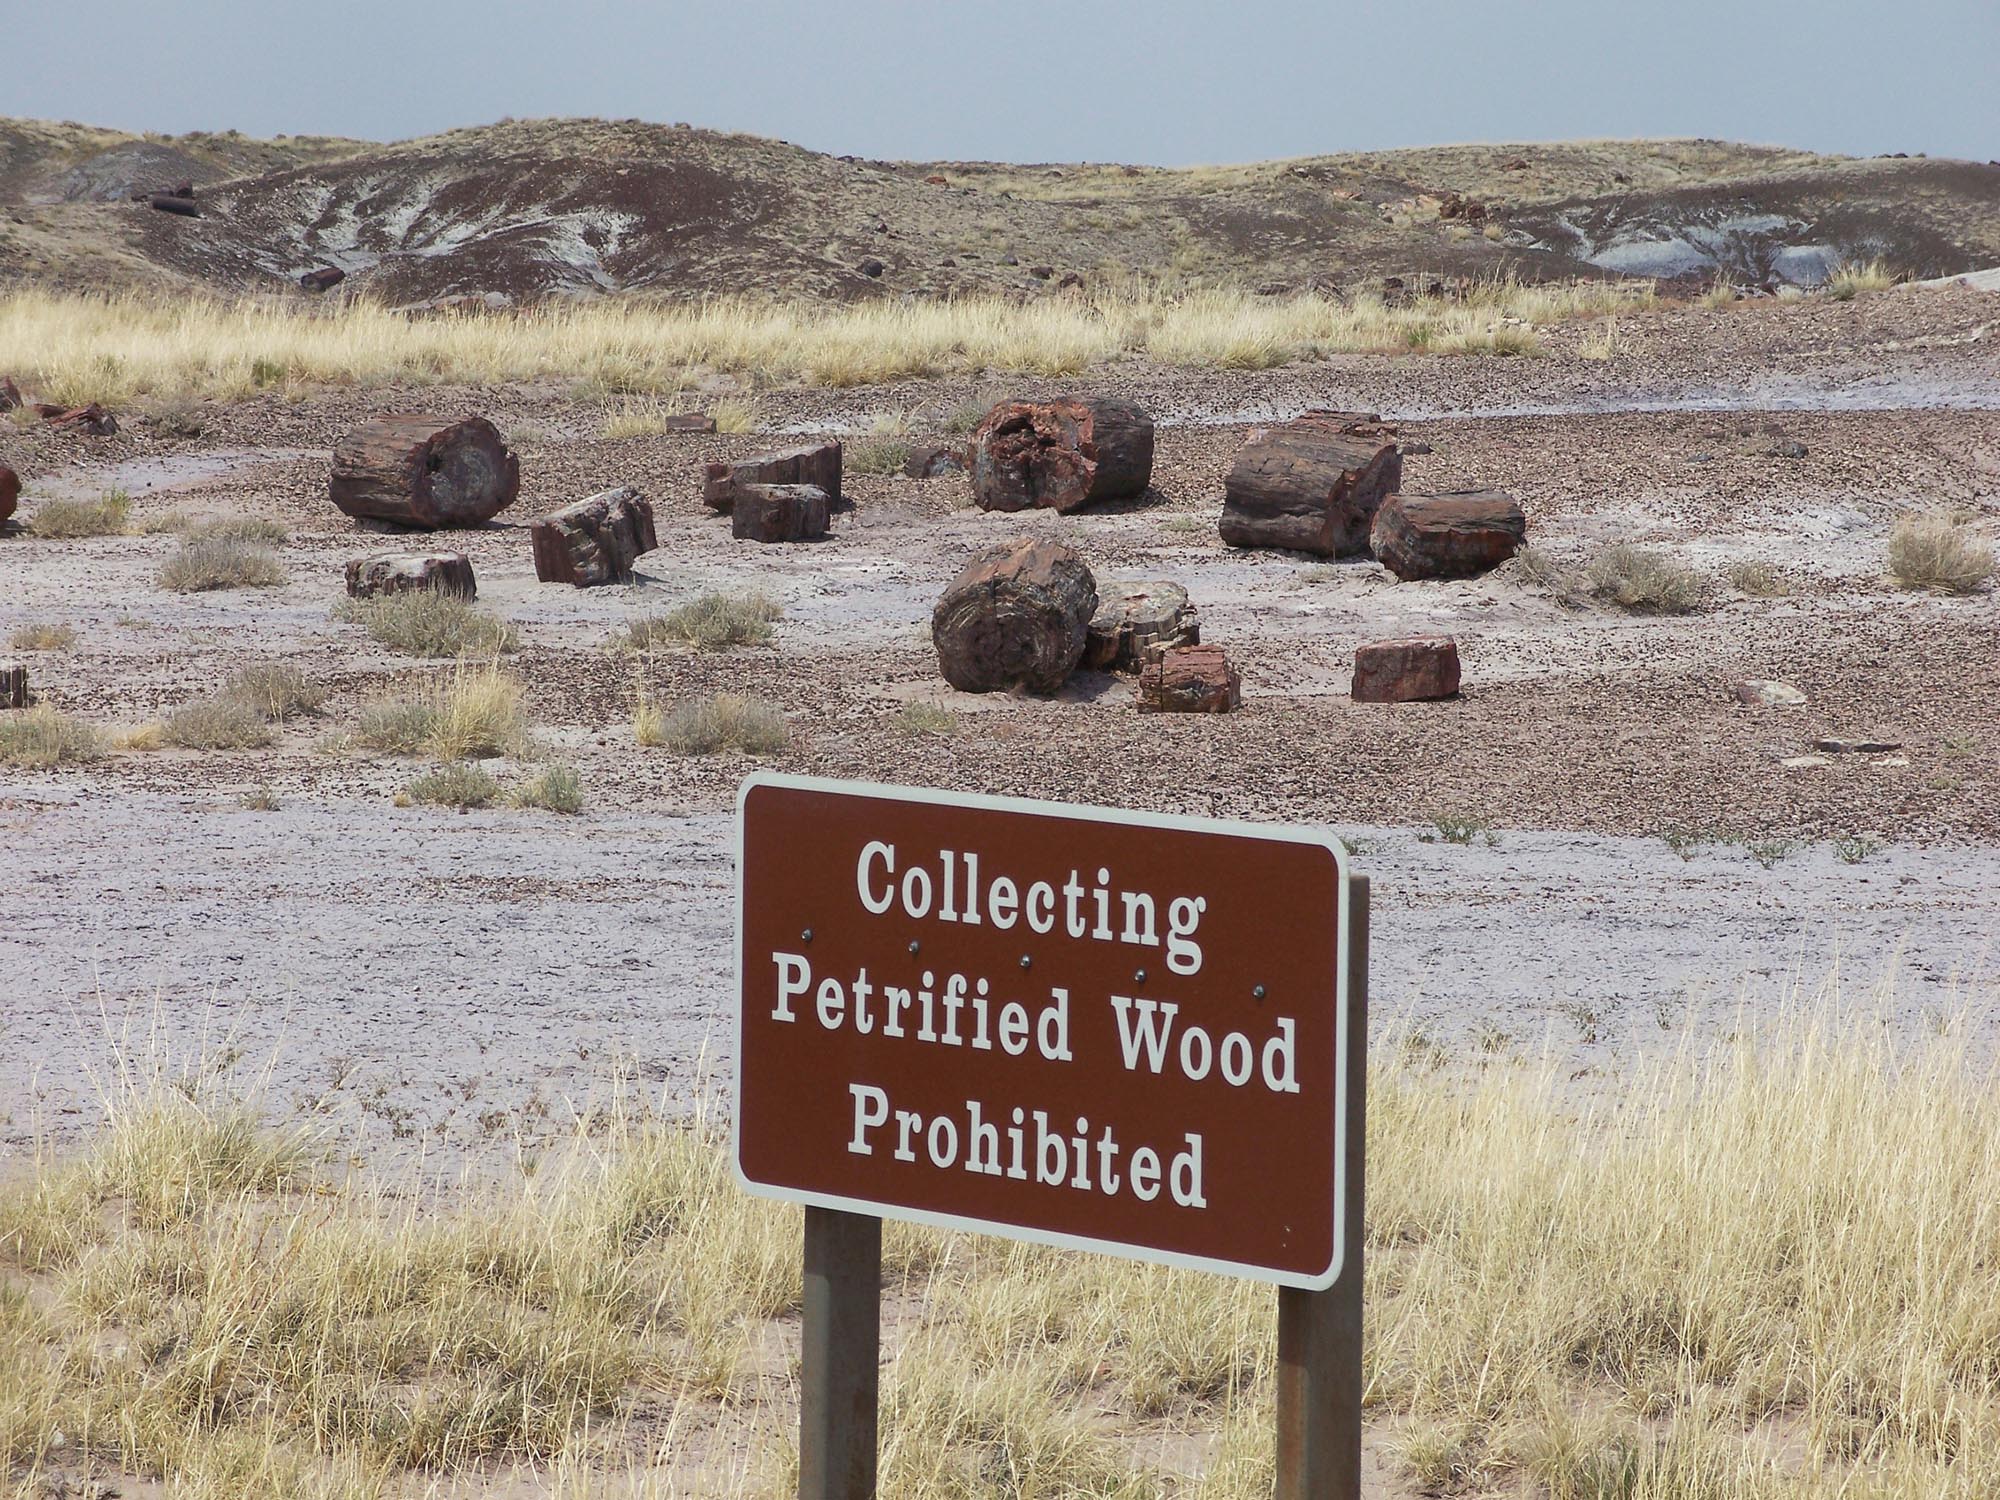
735, 774, 1354, 1287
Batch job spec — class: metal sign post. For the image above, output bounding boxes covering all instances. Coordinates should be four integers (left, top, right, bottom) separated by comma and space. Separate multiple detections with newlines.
736, 774, 1365, 1500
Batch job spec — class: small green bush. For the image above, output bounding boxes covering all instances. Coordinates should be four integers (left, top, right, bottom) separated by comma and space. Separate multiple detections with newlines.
627, 593, 781, 651
406, 763, 501, 809
0, 705, 103, 767
510, 764, 584, 814
158, 538, 287, 593
1585, 546, 1701, 613
28, 492, 130, 539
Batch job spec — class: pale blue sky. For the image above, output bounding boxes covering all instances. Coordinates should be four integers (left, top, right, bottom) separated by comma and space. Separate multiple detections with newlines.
10, 0, 1995, 165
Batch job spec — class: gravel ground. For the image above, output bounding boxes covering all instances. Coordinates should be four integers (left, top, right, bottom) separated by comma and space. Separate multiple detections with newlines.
1, 284, 1995, 1165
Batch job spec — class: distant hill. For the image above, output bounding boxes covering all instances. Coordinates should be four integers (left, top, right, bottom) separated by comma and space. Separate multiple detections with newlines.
2, 117, 1995, 304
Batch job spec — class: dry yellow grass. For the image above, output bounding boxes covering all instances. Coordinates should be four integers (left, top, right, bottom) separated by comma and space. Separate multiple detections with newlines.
353, 667, 528, 760
0, 281, 1652, 399
3, 978, 1995, 1498
1887, 513, 1994, 595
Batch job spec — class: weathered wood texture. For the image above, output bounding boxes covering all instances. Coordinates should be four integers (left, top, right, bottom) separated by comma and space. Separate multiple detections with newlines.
702, 441, 842, 512
1138, 644, 1240, 712
969, 397, 1154, 512
932, 538, 1097, 695
1371, 489, 1526, 580
1084, 580, 1198, 671
329, 415, 520, 529
0, 464, 18, 528
1351, 637, 1461, 702
0, 662, 25, 710
731, 483, 829, 543
344, 552, 477, 600
1218, 412, 1401, 557
529, 487, 657, 586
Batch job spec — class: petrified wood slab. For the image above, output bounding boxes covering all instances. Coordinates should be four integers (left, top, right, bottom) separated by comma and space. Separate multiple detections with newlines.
703, 441, 842, 511
1351, 637, 1460, 702
1138, 644, 1240, 713
329, 415, 520, 529
932, 538, 1097, 694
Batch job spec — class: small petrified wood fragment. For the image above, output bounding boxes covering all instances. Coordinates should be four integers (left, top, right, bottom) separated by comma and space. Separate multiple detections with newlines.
0, 464, 18, 528
1084, 580, 1199, 671
344, 552, 477, 600
1138, 644, 1240, 713
32, 403, 118, 435
969, 397, 1153, 513
732, 483, 829, 543
702, 441, 842, 512
1218, 411, 1401, 557
530, 487, 657, 586
903, 443, 966, 479
0, 662, 26, 710
1351, 637, 1460, 702
1371, 490, 1526, 580
932, 538, 1097, 695
329, 415, 519, 529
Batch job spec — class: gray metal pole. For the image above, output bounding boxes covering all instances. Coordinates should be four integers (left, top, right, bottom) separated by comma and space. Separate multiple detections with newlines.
799, 1206, 882, 1500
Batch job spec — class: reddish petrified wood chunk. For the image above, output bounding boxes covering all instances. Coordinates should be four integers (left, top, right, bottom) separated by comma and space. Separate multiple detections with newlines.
969, 397, 1153, 513
702, 441, 842, 512
658, 412, 717, 433
1351, 637, 1461, 702
344, 552, 477, 600
1084, 580, 1199, 671
530, 487, 657, 585
903, 443, 966, 479
0, 377, 21, 412
1138, 644, 1240, 713
329, 415, 519, 529
33, 403, 119, 435
732, 483, 829, 543
1371, 490, 1526, 580
1218, 410, 1401, 557
932, 538, 1097, 695
0, 465, 19, 528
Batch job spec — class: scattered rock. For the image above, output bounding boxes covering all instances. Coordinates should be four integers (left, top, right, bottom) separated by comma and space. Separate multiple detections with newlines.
858, 258, 885, 278
33, 403, 118, 435
1874, 755, 1911, 768
1499, 155, 1529, 171
1351, 637, 1460, 702
1732, 679, 1806, 707
1815, 735, 1902, 754
1085, 581, 1199, 671
300, 266, 346, 292
345, 551, 477, 600
1029, 264, 1054, 280
1219, 411, 1401, 557
969, 397, 1154, 513
329, 415, 519, 529
1057, 271, 1084, 290
903, 443, 966, 479
1397, 439, 1434, 456
1000, 254, 1019, 266
703, 440, 842, 513
1139, 644, 1240, 713
932, 538, 1097, 695
1759, 439, 1809, 459
0, 661, 24, 710
732, 482, 830, 544
1780, 754, 1832, 769
0, 464, 17, 528
1371, 489, 1526, 580
530, 486, 658, 585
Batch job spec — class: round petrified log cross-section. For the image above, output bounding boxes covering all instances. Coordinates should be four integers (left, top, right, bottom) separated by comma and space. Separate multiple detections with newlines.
329, 415, 520, 529
969, 397, 1154, 513
932, 538, 1098, 694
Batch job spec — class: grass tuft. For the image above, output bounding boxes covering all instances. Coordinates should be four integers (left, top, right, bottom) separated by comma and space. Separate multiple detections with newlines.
354, 668, 527, 760
0, 704, 102, 767
636, 693, 789, 756
163, 694, 275, 750
1727, 559, 1795, 597
509, 763, 583, 814
1585, 545, 1702, 613
627, 592, 781, 651
157, 537, 288, 592
336, 592, 519, 656
8, 622, 76, 651
406, 762, 501, 808
26, 491, 130, 538
895, 702, 961, 737
1887, 513, 1993, 595
1823, 258, 1896, 300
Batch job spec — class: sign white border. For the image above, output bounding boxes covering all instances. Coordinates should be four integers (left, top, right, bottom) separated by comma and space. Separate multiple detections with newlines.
731, 771, 1354, 1291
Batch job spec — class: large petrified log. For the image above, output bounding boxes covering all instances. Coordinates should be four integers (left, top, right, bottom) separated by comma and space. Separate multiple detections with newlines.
702, 441, 842, 512
1371, 489, 1526, 580
1138, 644, 1240, 713
969, 397, 1153, 513
0, 662, 25, 710
530, 487, 657, 586
0, 464, 18, 528
1218, 411, 1401, 557
329, 415, 519, 529
344, 552, 477, 600
300, 267, 346, 292
732, 483, 829, 543
1351, 637, 1460, 702
932, 538, 1097, 695
1084, 580, 1198, 671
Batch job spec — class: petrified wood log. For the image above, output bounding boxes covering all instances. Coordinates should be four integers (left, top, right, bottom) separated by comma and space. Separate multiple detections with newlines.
1371, 490, 1526, 580
658, 412, 717, 433
903, 443, 966, 479
0, 465, 18, 528
344, 551, 477, 600
1218, 411, 1401, 557
329, 415, 519, 529
32, 403, 118, 435
932, 538, 1097, 695
1138, 645, 1240, 713
969, 397, 1154, 512
530, 487, 657, 586
703, 441, 842, 512
0, 662, 25, 710
148, 194, 200, 217
1351, 637, 1460, 702
300, 267, 346, 292
1084, 580, 1199, 671
732, 483, 829, 544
